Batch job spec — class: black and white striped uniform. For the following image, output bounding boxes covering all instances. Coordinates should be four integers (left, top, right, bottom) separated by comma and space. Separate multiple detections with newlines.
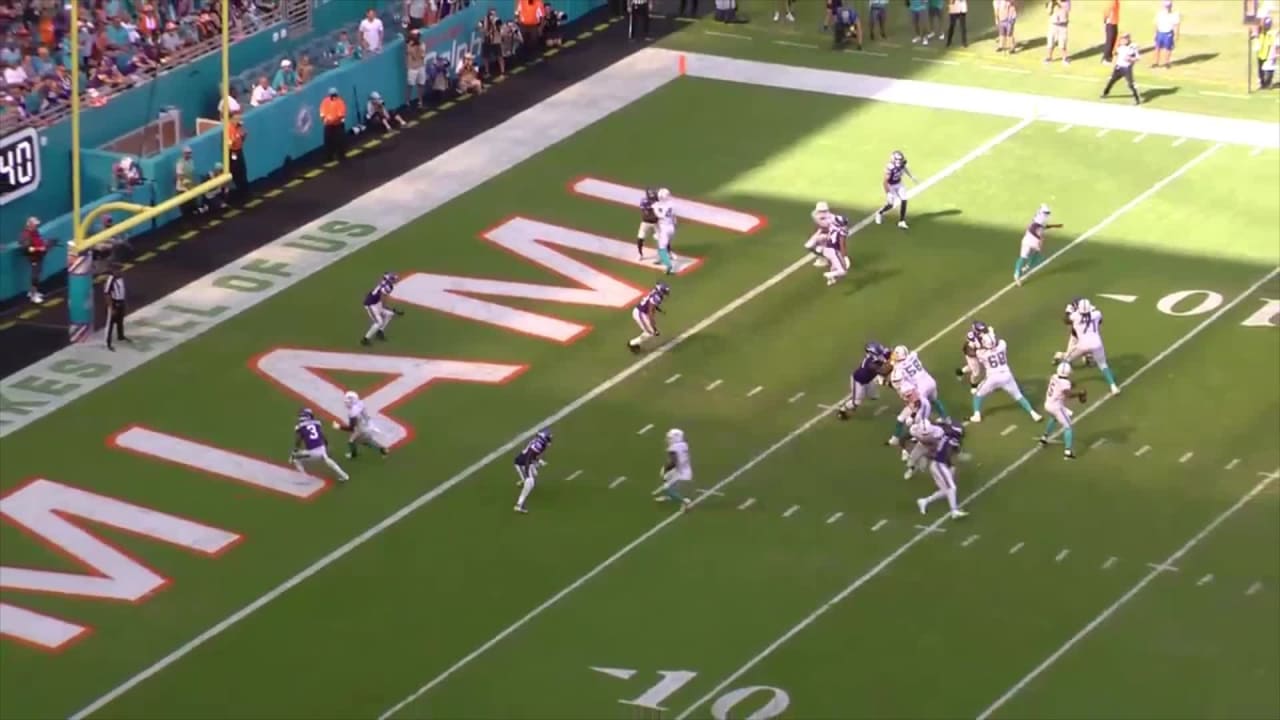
1103, 41, 1141, 104
104, 271, 128, 349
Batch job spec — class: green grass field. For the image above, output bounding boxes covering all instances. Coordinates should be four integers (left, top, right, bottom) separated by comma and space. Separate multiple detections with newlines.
2, 26, 1279, 720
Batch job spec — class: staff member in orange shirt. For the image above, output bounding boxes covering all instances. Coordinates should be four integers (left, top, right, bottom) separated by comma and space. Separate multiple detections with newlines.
320, 87, 348, 163
1102, 0, 1121, 63
228, 114, 249, 201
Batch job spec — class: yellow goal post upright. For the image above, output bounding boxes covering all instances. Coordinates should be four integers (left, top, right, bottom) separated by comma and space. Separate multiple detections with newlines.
68, 0, 233, 255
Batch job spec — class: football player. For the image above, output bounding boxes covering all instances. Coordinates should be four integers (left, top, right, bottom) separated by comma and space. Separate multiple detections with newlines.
902, 404, 943, 479
891, 344, 950, 419
513, 428, 552, 513
970, 331, 1042, 423
837, 342, 891, 418
805, 201, 836, 268
637, 187, 660, 260
822, 214, 853, 286
1014, 204, 1062, 287
654, 428, 694, 509
1039, 362, 1087, 459
334, 390, 390, 459
1055, 298, 1120, 394
628, 282, 670, 353
654, 188, 678, 275
954, 321, 992, 390
874, 150, 916, 230
290, 408, 350, 482
887, 377, 928, 452
917, 419, 969, 519
361, 272, 405, 346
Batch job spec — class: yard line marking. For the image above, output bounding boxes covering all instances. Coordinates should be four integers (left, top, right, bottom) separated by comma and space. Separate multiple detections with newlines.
564, 470, 583, 482
1096, 128, 1111, 138
1098, 293, 1138, 303
858, 49, 890, 57
874, 405, 889, 416
1147, 562, 1180, 573
1057, 124, 1074, 132
747, 385, 764, 398
1102, 556, 1118, 570
1052, 73, 1096, 83
1001, 424, 1018, 437
1133, 133, 1148, 143
705, 379, 723, 391
609, 476, 628, 489
982, 64, 1031, 74
1173, 137, 1188, 146
1179, 452, 1194, 463
367, 119, 1046, 720
696, 487, 725, 498
737, 497, 756, 510
774, 40, 819, 49
1246, 581, 1262, 596
1090, 438, 1107, 450
961, 534, 981, 547
1196, 573, 1215, 586
705, 29, 751, 40
783, 505, 801, 518
636, 423, 654, 435
871, 519, 888, 532
826, 512, 844, 525
665, 373, 681, 384
1009, 542, 1025, 555
1251, 146, 1265, 157
1134, 445, 1151, 457
1225, 458, 1240, 470
977, 470, 1279, 720
913, 57, 959, 65
674, 264, 1278, 720
1055, 549, 1071, 563
788, 392, 806, 404
1199, 90, 1251, 100
915, 524, 947, 534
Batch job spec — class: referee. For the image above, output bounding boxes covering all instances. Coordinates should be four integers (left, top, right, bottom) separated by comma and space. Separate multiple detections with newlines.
1102, 33, 1142, 105
104, 264, 130, 351
628, 0, 650, 41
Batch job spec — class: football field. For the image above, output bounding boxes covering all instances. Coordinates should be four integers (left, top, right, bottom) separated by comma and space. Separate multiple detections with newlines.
2, 46, 1278, 720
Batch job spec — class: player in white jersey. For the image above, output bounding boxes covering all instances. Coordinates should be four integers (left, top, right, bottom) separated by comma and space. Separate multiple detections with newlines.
969, 333, 1042, 423
1039, 362, 1086, 459
903, 411, 944, 479
806, 201, 835, 268
1054, 298, 1120, 394
890, 344, 950, 419
887, 376, 929, 455
1014, 204, 1062, 287
654, 428, 694, 509
653, 188, 677, 276
335, 391, 390, 459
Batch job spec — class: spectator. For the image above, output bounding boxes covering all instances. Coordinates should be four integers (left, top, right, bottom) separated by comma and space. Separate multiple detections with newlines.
480, 9, 501, 76
516, 0, 544, 51
406, 29, 426, 106
137, 4, 162, 42
543, 3, 563, 48
219, 88, 242, 116
456, 51, 482, 94
19, 216, 48, 304
228, 114, 248, 200
319, 87, 347, 162
501, 17, 521, 67
2, 58, 28, 86
406, 0, 427, 30
1152, 0, 1181, 70
250, 75, 275, 106
425, 0, 441, 26
175, 145, 197, 214
334, 30, 355, 63
296, 53, 313, 84
426, 53, 450, 102
359, 8, 384, 54
201, 162, 230, 213
159, 22, 183, 55
113, 156, 144, 194
364, 91, 404, 132
1101, 0, 1119, 63
272, 58, 298, 93
1045, 0, 1072, 65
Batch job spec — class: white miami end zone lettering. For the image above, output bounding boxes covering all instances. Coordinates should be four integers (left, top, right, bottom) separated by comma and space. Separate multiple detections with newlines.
108, 426, 330, 500
1, 479, 241, 651
570, 178, 766, 234
253, 349, 527, 446
394, 217, 701, 343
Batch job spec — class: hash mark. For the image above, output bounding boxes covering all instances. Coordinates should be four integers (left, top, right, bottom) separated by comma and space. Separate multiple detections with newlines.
608, 476, 628, 489
1224, 458, 1240, 470
1057, 124, 1074, 133
1246, 581, 1262, 596
1173, 137, 1188, 146
787, 392, 805, 403
1001, 424, 1018, 437
706, 379, 723, 391
1090, 438, 1107, 450
1135, 445, 1151, 457
747, 386, 764, 398
1055, 549, 1071, 563
737, 497, 756, 510
961, 534, 980, 547
1196, 573, 1214, 586
1148, 562, 1180, 573
871, 519, 888, 532
783, 505, 800, 518
826, 512, 844, 525
1179, 452, 1194, 463
564, 470, 583, 482
665, 373, 682, 384
637, 424, 654, 435
1102, 556, 1118, 570
1009, 542, 1024, 554
874, 405, 889, 416
1096, 128, 1111, 138
1133, 133, 1148, 143
915, 524, 947, 534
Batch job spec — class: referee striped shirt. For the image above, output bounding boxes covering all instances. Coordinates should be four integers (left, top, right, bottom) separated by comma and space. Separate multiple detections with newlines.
1114, 42, 1139, 68
105, 274, 126, 302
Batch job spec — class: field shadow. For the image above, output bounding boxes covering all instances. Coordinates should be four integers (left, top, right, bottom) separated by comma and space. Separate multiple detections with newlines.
1169, 52, 1220, 68
912, 208, 963, 223
1143, 86, 1180, 103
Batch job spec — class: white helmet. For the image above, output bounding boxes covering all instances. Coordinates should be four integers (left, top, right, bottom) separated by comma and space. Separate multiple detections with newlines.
665, 428, 684, 444
1039, 203, 1051, 215
657, 188, 671, 201
891, 345, 910, 363
815, 201, 830, 213
1076, 299, 1095, 314
1056, 362, 1072, 378
980, 332, 998, 350
343, 390, 359, 405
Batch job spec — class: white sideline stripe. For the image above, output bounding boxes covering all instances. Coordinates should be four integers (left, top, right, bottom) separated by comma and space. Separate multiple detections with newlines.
976, 470, 1279, 720
373, 115, 1040, 720
675, 268, 1280, 720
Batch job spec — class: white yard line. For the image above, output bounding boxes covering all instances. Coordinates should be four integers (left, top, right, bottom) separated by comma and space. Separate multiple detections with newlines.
674, 267, 1279, 720
976, 469, 1279, 720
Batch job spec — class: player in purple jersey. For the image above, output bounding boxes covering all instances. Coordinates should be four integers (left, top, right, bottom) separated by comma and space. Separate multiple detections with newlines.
837, 342, 891, 419
290, 408, 350, 482
361, 272, 405, 346
513, 428, 553, 513
917, 420, 967, 519
637, 188, 660, 259
874, 150, 917, 230
628, 282, 671, 353
822, 215, 852, 286
955, 320, 993, 389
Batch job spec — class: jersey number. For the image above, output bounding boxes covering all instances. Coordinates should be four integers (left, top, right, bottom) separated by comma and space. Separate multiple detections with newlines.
304, 425, 321, 441
985, 351, 1007, 369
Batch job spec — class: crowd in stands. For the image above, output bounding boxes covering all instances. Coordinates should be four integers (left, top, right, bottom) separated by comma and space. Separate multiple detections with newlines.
1, 0, 282, 131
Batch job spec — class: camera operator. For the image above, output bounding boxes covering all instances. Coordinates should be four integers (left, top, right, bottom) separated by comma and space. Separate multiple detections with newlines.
456, 51, 484, 95
480, 9, 503, 76
628, 0, 650, 40
18, 216, 48, 304
200, 162, 230, 214
427, 54, 452, 102
832, 1, 863, 49
364, 91, 406, 132
542, 3, 565, 47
